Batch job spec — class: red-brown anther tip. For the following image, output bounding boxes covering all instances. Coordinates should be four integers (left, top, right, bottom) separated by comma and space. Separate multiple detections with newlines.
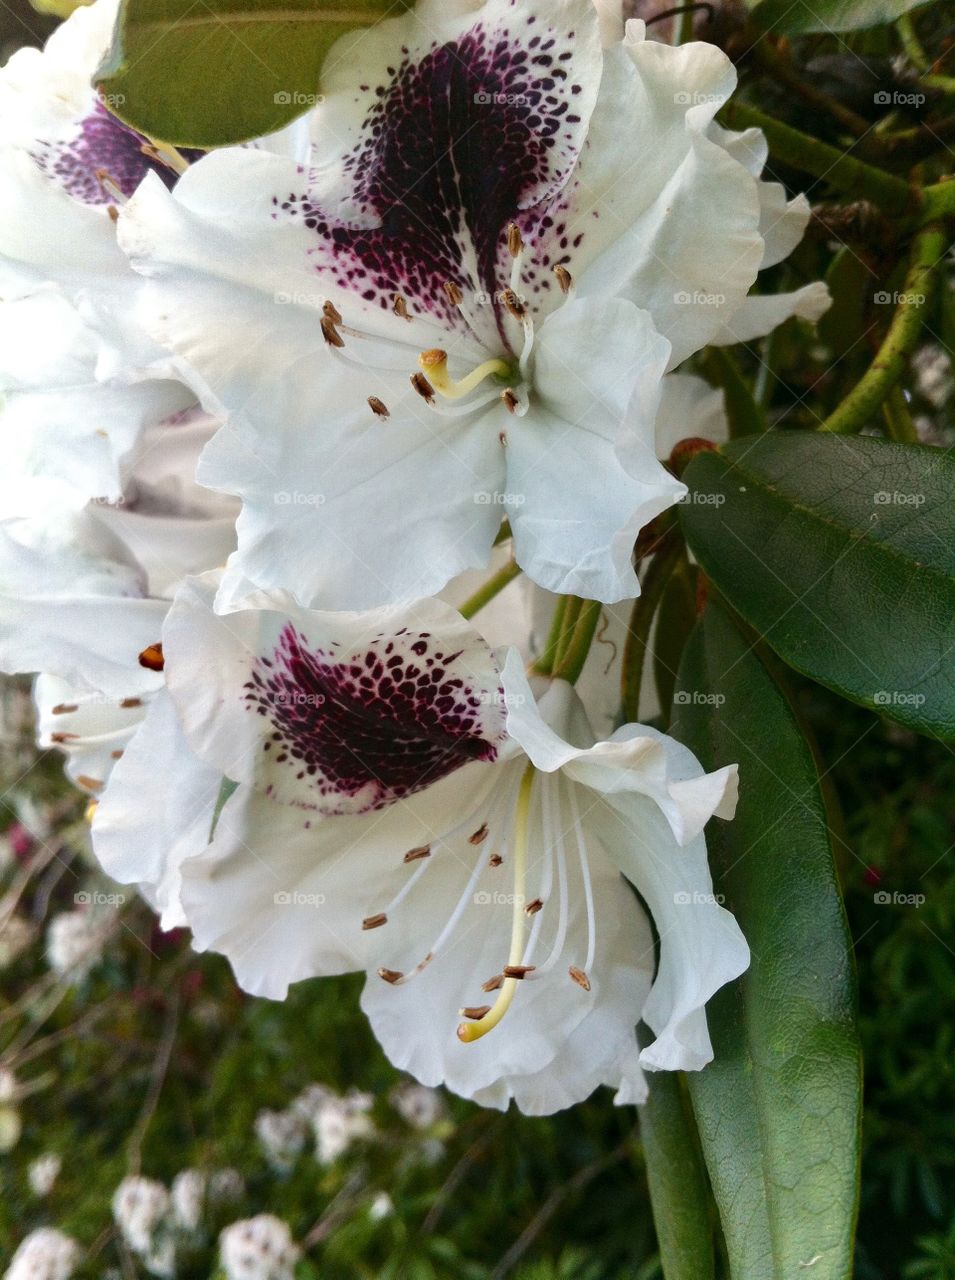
507, 222, 524, 258
502, 964, 535, 979
368, 396, 390, 419
419, 348, 448, 367
501, 389, 518, 414
362, 913, 388, 931
378, 967, 403, 984
320, 316, 345, 349
469, 823, 489, 845
138, 643, 164, 672
553, 263, 573, 293
524, 898, 544, 916
481, 973, 504, 992
569, 966, 591, 992
488, 853, 503, 868
410, 372, 435, 404
460, 1004, 492, 1020
322, 300, 343, 325
393, 294, 410, 319
668, 435, 718, 479
403, 844, 431, 863
443, 281, 463, 306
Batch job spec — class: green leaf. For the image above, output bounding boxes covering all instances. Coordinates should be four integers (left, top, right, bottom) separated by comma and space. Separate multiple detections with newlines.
653, 560, 697, 723
750, 0, 929, 34
672, 600, 861, 1280
700, 347, 767, 439
679, 432, 955, 739
96, 0, 409, 148
640, 1071, 716, 1280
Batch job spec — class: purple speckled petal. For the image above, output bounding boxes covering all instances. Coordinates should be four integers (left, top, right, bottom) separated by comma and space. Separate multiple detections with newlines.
276, 0, 601, 337
244, 621, 503, 813
32, 99, 201, 206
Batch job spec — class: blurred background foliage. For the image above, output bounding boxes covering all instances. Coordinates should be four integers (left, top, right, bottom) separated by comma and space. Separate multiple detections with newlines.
1, 0, 954, 1274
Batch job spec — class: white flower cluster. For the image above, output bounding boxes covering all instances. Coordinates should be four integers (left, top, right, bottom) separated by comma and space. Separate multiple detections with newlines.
219, 1216, 300, 1280
45, 909, 110, 982
0, 0, 840, 1114
27, 1153, 62, 1197
3, 1230, 80, 1280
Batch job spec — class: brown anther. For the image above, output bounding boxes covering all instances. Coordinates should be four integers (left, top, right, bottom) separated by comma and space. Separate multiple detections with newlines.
76, 775, 103, 792
460, 1005, 492, 1020
499, 431, 508, 447
111, 749, 124, 760
501, 389, 518, 414
50, 732, 79, 744
321, 316, 345, 348
393, 294, 410, 320
553, 263, 573, 294
410, 372, 435, 404
524, 898, 544, 916
469, 823, 489, 845
322, 300, 343, 325
138, 643, 164, 672
362, 913, 388, 931
368, 396, 390, 419
120, 697, 142, 709
481, 973, 505, 992
51, 703, 78, 715
501, 288, 526, 319
488, 853, 503, 868
107, 205, 119, 223
419, 347, 448, 367
507, 222, 524, 258
502, 964, 536, 979
569, 965, 591, 991
443, 281, 463, 306
403, 844, 431, 863
377, 967, 404, 984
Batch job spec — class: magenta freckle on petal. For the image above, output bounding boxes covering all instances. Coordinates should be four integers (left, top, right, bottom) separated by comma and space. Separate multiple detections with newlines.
243, 624, 502, 811
31, 100, 203, 205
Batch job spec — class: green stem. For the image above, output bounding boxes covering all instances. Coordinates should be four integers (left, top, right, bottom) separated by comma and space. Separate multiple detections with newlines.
551, 599, 602, 686
676, 1, 695, 45
897, 11, 929, 73
820, 224, 946, 434
457, 559, 521, 620
533, 596, 571, 677
921, 177, 955, 221
621, 540, 683, 724
882, 384, 919, 443
718, 100, 917, 217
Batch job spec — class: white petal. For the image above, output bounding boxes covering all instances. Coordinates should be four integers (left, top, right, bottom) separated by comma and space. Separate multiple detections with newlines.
91, 690, 221, 926
35, 673, 145, 796
653, 372, 728, 461
710, 281, 832, 346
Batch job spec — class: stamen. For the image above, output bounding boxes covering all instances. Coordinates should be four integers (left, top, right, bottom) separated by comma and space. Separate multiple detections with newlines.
443, 281, 464, 307
489, 853, 503, 868
138, 643, 164, 672
524, 898, 544, 916
482, 974, 504, 992
323, 300, 343, 325
507, 223, 524, 259
378, 967, 404, 984
501, 389, 519, 414
76, 775, 103, 791
502, 964, 535, 978
458, 764, 535, 1044
569, 966, 591, 991
469, 823, 489, 845
410, 372, 435, 404
362, 913, 388, 931
524, 774, 570, 978
460, 1005, 491, 1020
567, 779, 597, 975
95, 170, 127, 204
142, 141, 190, 175
120, 697, 142, 709
501, 289, 526, 320
553, 264, 574, 295
107, 206, 119, 224
403, 844, 431, 863
321, 316, 345, 348
51, 704, 79, 715
416, 349, 510, 401
368, 396, 389, 419
393, 294, 410, 320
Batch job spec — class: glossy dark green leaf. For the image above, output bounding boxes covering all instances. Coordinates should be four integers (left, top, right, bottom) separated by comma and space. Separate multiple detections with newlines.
679, 432, 955, 739
641, 1071, 715, 1280
96, 0, 409, 147
750, 0, 928, 34
672, 600, 861, 1280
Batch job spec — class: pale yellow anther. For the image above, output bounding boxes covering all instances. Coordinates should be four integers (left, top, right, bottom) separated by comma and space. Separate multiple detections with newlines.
416, 349, 510, 401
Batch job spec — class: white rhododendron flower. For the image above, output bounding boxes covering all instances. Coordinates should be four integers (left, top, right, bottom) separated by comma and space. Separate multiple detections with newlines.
27, 1153, 62, 1197
46, 908, 112, 981
115, 0, 826, 611
94, 575, 747, 1113
313, 1090, 375, 1165
391, 1081, 447, 1130
219, 1216, 300, 1280
112, 1176, 172, 1255
4, 1229, 81, 1280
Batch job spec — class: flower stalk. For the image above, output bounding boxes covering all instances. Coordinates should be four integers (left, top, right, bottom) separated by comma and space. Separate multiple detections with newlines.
622, 540, 685, 724
457, 559, 521, 621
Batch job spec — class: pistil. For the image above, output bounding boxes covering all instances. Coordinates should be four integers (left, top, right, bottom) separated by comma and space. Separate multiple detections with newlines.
417, 349, 510, 401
